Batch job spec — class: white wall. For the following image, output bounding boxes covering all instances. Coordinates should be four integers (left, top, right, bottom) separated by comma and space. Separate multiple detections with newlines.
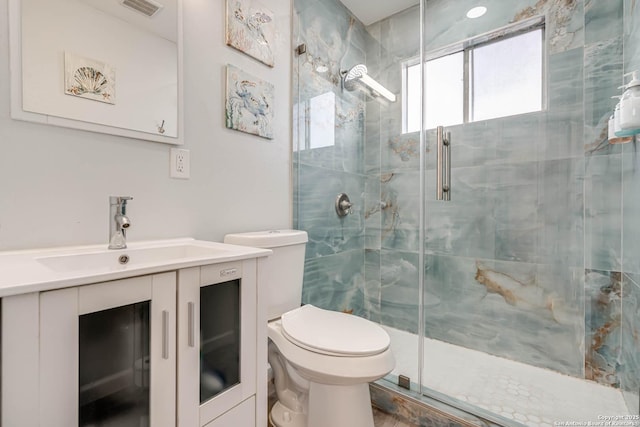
0, 0, 292, 250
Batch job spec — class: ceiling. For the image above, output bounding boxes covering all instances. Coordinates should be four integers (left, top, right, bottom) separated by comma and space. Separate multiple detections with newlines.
79, 0, 177, 42
339, 0, 419, 26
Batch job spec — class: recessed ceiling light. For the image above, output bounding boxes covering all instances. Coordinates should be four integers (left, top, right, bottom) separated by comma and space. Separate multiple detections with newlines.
466, 6, 487, 19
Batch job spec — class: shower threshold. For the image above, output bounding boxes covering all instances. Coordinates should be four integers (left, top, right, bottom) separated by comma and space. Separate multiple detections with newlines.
383, 326, 633, 427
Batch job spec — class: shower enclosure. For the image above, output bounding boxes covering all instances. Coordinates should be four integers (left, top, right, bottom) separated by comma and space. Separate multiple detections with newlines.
293, 0, 640, 425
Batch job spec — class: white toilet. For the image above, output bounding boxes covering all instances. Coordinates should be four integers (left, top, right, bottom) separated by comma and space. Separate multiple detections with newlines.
224, 230, 395, 427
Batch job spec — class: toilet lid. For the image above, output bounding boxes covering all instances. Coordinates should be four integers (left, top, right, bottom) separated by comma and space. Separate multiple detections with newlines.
281, 305, 390, 356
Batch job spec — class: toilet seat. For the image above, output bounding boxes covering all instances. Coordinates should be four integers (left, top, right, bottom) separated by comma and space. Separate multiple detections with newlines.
268, 320, 395, 386
281, 305, 390, 357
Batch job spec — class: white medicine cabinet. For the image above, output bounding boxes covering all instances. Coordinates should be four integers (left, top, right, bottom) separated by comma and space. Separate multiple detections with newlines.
2, 259, 259, 427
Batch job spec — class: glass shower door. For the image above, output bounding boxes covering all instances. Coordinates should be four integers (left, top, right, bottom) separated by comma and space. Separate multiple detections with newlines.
292, 0, 638, 424
420, 0, 636, 424
420, 2, 581, 423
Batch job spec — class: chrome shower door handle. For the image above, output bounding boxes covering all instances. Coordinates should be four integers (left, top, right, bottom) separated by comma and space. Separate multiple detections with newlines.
437, 126, 444, 200
436, 126, 451, 201
444, 130, 451, 201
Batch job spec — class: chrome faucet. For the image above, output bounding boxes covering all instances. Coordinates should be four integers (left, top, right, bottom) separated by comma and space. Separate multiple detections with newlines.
108, 196, 133, 249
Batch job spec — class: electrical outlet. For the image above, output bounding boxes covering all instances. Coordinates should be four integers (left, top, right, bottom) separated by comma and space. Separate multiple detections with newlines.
170, 148, 190, 179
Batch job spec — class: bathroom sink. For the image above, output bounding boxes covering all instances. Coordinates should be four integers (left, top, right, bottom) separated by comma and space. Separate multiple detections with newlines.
36, 242, 232, 273
0, 238, 271, 297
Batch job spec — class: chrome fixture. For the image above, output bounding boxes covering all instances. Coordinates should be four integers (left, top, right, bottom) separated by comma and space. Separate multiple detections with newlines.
398, 375, 411, 390
335, 193, 353, 217
109, 196, 133, 249
436, 126, 451, 201
342, 64, 396, 102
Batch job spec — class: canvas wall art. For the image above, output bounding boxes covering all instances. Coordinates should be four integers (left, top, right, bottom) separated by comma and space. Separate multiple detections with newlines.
225, 64, 274, 139
226, 0, 275, 67
64, 52, 116, 104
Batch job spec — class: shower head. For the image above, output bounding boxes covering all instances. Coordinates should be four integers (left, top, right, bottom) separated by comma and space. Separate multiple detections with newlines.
342, 64, 396, 102
342, 64, 369, 90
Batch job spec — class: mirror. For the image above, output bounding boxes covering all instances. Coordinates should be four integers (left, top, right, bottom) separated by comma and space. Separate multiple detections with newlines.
9, 0, 182, 144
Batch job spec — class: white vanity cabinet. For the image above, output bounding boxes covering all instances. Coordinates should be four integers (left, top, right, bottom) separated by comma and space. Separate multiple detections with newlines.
177, 261, 257, 427
1, 257, 264, 427
203, 396, 256, 427
39, 272, 177, 427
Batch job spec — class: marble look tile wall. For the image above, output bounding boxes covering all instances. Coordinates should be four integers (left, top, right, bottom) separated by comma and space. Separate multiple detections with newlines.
585, 270, 623, 387
295, 160, 366, 313
584, 0, 624, 156
622, 0, 640, 414
585, 154, 623, 272
622, 2, 640, 272
293, 0, 378, 317
621, 273, 640, 414
294, 0, 634, 397
368, 0, 595, 379
624, 0, 640, 72
582, 0, 634, 397
424, 255, 584, 376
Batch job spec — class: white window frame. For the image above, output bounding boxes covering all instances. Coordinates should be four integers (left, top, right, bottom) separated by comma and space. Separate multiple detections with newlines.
402, 16, 546, 133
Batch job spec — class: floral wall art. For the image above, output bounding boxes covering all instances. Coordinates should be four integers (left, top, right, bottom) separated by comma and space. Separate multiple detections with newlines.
225, 64, 274, 139
64, 52, 115, 104
226, 0, 275, 67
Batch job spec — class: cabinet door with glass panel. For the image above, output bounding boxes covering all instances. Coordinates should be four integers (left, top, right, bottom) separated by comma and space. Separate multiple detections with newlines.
177, 260, 257, 427
38, 272, 176, 427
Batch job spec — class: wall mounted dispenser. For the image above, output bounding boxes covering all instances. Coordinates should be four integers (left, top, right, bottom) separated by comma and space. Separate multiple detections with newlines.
619, 71, 640, 135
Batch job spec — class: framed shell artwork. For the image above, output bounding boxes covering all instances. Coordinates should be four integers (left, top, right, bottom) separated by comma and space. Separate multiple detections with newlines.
64, 52, 116, 104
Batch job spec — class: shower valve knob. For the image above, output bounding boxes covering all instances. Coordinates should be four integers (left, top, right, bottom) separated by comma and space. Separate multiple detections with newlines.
335, 193, 353, 217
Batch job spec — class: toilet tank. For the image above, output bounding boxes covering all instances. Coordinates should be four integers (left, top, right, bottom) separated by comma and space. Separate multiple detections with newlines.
224, 230, 308, 320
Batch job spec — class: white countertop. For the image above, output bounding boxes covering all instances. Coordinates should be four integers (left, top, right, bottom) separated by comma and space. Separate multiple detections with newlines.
0, 238, 271, 297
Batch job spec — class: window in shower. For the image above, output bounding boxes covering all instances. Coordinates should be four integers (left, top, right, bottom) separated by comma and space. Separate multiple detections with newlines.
471, 29, 543, 121
403, 20, 544, 133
